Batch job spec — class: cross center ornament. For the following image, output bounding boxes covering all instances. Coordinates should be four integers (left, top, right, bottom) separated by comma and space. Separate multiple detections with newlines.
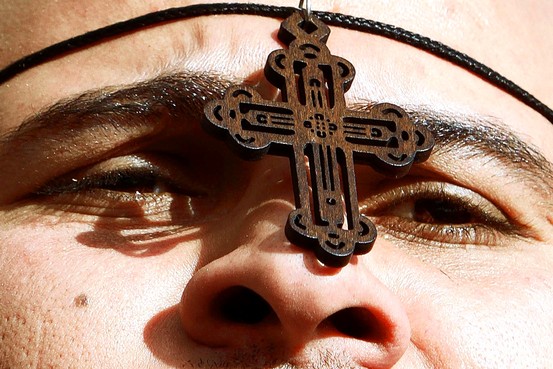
203, 11, 434, 268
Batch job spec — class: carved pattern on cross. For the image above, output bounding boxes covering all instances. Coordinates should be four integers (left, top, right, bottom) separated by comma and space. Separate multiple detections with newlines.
203, 11, 434, 267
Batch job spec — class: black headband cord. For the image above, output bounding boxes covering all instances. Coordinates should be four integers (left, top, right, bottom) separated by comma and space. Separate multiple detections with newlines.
1, 3, 551, 124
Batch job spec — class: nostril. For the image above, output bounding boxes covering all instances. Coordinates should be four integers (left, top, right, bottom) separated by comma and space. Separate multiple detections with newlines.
213, 286, 273, 324
327, 307, 384, 340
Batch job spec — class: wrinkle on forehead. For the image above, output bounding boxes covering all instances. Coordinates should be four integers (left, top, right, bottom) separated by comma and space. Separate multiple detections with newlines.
1, 0, 551, 109
1, 1, 551, 75
0, 0, 286, 67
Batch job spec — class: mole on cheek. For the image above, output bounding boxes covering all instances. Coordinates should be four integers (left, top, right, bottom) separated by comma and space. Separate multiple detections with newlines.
74, 294, 89, 308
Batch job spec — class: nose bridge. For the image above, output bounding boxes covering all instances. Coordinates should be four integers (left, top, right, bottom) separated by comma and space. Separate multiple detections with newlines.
237, 157, 294, 217
192, 155, 296, 262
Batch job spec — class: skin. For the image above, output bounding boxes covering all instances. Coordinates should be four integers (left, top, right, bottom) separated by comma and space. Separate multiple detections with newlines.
1, 0, 552, 368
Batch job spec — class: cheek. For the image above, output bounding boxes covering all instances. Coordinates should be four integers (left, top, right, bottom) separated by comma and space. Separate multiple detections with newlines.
0, 222, 197, 367
455, 274, 553, 367
396, 254, 553, 368
0, 226, 98, 365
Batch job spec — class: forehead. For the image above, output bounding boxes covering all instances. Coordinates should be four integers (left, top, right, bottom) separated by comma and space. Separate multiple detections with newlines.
0, 0, 552, 153
2, 0, 551, 84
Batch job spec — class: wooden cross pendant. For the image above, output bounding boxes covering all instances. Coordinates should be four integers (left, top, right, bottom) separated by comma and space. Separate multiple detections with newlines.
203, 11, 434, 267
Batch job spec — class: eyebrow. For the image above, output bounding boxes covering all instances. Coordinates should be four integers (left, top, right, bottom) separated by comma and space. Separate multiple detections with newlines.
409, 108, 553, 193
0, 72, 233, 145
2, 72, 552, 196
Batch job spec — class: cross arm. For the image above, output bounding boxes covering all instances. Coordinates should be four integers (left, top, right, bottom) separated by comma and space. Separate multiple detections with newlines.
203, 86, 298, 159
341, 103, 434, 177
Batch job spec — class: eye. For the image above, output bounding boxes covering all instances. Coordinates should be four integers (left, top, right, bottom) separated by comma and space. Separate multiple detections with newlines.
393, 196, 478, 225
37, 155, 205, 197
361, 180, 520, 246
31, 152, 240, 222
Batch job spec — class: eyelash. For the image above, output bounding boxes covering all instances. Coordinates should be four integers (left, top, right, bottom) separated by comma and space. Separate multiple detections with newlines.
33, 157, 519, 247
31, 154, 219, 221
37, 168, 197, 196
361, 180, 518, 246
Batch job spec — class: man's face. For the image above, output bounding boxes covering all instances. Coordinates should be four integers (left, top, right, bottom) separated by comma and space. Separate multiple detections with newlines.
1, 0, 552, 368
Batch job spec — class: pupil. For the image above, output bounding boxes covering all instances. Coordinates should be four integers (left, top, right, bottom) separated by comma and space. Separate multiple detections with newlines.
414, 199, 473, 224
106, 172, 160, 193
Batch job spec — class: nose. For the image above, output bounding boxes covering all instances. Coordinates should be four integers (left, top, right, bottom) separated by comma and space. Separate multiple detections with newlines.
179, 233, 411, 367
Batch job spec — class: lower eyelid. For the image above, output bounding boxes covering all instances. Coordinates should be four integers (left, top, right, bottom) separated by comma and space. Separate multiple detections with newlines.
36, 190, 173, 217
33, 189, 217, 223
374, 218, 504, 247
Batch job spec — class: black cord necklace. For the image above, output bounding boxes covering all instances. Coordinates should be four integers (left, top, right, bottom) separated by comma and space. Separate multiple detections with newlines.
0, 3, 551, 124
